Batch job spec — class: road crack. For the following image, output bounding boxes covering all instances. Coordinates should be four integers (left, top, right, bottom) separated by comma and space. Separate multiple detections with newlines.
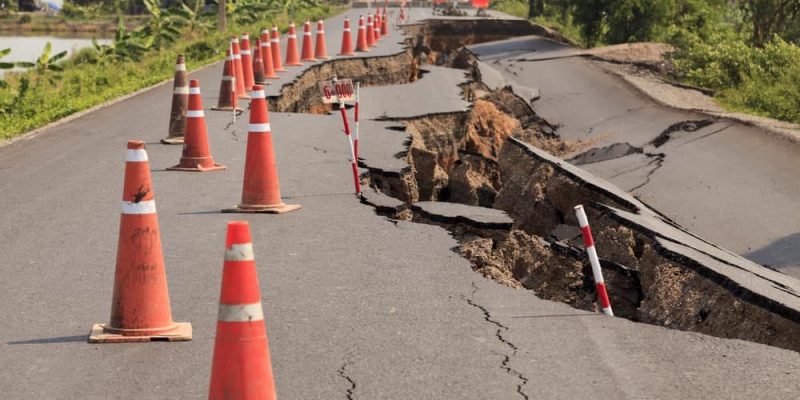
338, 359, 357, 400
462, 282, 530, 400
628, 152, 665, 191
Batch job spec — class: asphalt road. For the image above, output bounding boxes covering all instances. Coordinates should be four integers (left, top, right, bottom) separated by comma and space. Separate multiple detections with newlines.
1, 9, 800, 399
469, 36, 800, 278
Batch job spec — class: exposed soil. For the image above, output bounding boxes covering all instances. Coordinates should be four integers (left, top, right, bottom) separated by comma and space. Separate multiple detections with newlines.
274, 17, 800, 352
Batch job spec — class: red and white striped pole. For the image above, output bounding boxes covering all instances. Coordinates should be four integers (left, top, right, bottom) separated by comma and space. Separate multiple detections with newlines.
354, 81, 360, 161
229, 42, 237, 124
333, 76, 362, 196
575, 205, 613, 316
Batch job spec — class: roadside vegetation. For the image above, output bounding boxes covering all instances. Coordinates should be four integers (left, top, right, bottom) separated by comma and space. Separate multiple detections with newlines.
491, 0, 800, 125
0, 0, 338, 140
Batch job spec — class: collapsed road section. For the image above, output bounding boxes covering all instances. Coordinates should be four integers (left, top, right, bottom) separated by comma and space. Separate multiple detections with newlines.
271, 17, 800, 353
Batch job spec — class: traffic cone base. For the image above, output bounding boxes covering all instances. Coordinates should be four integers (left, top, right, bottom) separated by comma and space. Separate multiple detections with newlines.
88, 322, 192, 343
222, 203, 301, 214
211, 105, 244, 112
167, 159, 227, 172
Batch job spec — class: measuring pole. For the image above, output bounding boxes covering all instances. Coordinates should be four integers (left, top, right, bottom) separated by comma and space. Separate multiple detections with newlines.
333, 76, 362, 195
230, 42, 237, 124
354, 82, 360, 161
575, 205, 614, 316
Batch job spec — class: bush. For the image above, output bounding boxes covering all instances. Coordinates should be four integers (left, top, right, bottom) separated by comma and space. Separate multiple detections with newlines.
671, 32, 800, 124
491, 0, 528, 19
18, 14, 31, 23
70, 46, 99, 65
184, 40, 217, 62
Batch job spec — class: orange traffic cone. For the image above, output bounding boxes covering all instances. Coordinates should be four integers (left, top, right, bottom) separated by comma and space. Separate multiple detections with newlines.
400, 6, 406, 22
374, 12, 382, 41
168, 80, 226, 172
89, 141, 192, 343
300, 20, 316, 62
240, 33, 256, 91
222, 86, 301, 214
339, 17, 355, 56
284, 22, 303, 66
260, 29, 279, 79
163, 54, 188, 145
315, 20, 329, 59
231, 37, 250, 99
252, 38, 267, 85
208, 221, 277, 400
381, 7, 389, 35
270, 25, 286, 72
356, 16, 369, 52
212, 49, 242, 112
366, 14, 376, 47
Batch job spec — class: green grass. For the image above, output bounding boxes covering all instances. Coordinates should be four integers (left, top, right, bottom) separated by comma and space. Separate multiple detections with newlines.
0, 6, 343, 140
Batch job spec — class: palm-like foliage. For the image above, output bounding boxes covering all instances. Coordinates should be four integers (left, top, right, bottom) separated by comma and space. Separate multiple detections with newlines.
172, 0, 214, 34
220, 0, 280, 25
0, 48, 14, 88
280, 0, 322, 18
136, 0, 183, 50
24, 42, 67, 84
94, 16, 150, 63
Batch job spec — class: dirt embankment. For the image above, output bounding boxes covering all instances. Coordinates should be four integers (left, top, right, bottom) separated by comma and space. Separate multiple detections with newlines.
271, 17, 800, 352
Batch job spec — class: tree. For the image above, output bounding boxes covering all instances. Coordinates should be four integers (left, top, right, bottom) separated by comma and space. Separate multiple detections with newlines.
743, 0, 800, 46
605, 0, 671, 43
572, 0, 609, 46
528, 0, 544, 18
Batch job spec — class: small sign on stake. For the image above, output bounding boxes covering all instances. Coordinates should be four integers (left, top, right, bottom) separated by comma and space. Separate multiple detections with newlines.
320, 78, 356, 104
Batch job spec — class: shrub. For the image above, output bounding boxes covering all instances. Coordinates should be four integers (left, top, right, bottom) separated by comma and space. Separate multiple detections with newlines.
184, 40, 217, 62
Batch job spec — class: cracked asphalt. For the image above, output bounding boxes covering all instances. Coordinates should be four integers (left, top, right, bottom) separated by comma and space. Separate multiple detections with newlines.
469, 36, 800, 278
1, 9, 800, 400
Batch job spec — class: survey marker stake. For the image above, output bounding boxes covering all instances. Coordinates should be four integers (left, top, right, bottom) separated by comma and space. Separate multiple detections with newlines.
354, 81, 360, 161
330, 76, 361, 196
575, 205, 614, 316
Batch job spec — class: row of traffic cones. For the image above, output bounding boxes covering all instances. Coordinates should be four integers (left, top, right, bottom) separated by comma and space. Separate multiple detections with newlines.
341, 13, 388, 55
107, 13, 396, 396
91, 84, 295, 395
168, 16, 393, 140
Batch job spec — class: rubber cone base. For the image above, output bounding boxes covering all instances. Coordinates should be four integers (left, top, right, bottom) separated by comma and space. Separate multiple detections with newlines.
275, 67, 287, 72
237, 94, 252, 100
167, 163, 227, 172
254, 80, 274, 86
222, 203, 302, 214
211, 106, 244, 112
88, 322, 192, 343
286, 62, 303, 67
161, 137, 185, 145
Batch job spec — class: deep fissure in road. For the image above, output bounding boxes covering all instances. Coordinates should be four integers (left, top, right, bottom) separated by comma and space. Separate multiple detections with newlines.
273, 19, 800, 353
